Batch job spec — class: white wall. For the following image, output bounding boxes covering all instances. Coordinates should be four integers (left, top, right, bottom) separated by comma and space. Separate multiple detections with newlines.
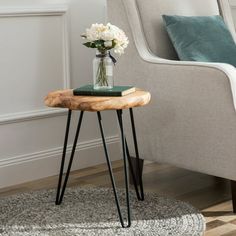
0, 0, 120, 188
1, 0, 236, 189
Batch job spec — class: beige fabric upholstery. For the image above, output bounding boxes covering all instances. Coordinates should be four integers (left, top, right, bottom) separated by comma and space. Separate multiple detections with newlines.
135, 0, 220, 59
107, 0, 236, 181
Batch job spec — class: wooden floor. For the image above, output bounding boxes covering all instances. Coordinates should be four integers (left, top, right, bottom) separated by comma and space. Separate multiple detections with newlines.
0, 160, 235, 235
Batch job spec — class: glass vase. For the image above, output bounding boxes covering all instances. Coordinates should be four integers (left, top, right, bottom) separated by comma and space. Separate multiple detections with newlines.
93, 50, 113, 90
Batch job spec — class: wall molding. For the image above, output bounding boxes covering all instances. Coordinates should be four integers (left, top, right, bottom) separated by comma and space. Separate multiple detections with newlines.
0, 5, 68, 16
0, 4, 70, 125
0, 108, 67, 125
0, 135, 120, 168
0, 134, 121, 188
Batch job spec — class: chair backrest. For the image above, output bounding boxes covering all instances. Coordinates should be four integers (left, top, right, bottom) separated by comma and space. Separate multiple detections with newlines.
134, 0, 221, 59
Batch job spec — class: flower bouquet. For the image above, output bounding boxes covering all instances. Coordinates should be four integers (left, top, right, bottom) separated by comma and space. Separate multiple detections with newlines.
81, 23, 129, 89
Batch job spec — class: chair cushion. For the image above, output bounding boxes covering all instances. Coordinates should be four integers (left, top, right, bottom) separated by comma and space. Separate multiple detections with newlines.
162, 15, 236, 66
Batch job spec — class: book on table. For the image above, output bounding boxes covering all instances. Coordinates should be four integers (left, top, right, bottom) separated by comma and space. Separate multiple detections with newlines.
73, 84, 135, 97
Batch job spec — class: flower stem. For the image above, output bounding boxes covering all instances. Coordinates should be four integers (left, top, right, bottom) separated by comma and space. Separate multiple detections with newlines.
96, 57, 108, 87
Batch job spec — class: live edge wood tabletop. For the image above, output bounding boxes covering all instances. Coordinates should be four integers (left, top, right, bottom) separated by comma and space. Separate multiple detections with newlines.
44, 87, 151, 228
44, 89, 151, 111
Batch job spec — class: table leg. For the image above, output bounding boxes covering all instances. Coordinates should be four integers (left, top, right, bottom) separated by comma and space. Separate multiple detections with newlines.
97, 111, 131, 228
55, 110, 84, 205
116, 109, 144, 201
129, 108, 144, 200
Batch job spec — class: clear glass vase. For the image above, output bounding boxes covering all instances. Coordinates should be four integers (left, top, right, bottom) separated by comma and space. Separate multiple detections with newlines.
93, 50, 113, 90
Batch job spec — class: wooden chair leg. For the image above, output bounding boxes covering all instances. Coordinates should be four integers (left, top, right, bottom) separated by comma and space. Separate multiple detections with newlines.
231, 180, 236, 213
129, 156, 144, 185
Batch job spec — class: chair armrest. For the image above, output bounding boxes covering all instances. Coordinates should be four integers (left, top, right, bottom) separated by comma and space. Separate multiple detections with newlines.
136, 50, 236, 111
116, 48, 236, 116
142, 52, 235, 79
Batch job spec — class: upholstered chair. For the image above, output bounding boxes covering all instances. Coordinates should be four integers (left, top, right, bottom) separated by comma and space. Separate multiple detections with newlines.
107, 0, 236, 211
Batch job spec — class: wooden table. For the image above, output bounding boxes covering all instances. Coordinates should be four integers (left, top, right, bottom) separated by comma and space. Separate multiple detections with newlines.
45, 89, 151, 228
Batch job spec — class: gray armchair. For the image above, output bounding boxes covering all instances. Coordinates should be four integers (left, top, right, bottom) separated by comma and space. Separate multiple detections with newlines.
107, 0, 236, 210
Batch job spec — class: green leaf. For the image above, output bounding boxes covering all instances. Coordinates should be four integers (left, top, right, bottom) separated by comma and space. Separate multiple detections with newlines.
95, 40, 105, 45
83, 42, 96, 48
112, 40, 116, 47
94, 40, 105, 50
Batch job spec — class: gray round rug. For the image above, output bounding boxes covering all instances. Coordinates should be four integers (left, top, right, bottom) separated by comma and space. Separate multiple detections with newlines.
0, 187, 205, 236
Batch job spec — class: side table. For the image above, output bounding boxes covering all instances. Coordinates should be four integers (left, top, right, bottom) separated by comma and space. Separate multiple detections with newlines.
45, 89, 151, 228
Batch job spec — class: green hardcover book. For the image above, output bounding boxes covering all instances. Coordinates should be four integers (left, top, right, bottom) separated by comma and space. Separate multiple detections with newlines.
73, 84, 135, 97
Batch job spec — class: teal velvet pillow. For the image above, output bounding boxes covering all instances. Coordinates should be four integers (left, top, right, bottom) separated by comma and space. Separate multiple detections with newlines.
162, 15, 236, 67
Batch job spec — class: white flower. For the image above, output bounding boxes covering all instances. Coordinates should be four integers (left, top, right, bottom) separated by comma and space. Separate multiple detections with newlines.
101, 30, 115, 41
114, 45, 125, 55
104, 40, 113, 47
107, 23, 129, 55
82, 22, 129, 55
85, 23, 108, 41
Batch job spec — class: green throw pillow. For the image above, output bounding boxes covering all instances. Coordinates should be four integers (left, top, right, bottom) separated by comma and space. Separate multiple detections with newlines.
162, 15, 236, 67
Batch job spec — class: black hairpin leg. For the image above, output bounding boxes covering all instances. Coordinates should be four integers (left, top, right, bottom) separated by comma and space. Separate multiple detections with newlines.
97, 111, 131, 228
116, 109, 144, 201
129, 108, 144, 200
56, 110, 84, 205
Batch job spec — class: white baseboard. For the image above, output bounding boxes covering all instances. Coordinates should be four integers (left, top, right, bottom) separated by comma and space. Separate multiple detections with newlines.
0, 135, 121, 189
